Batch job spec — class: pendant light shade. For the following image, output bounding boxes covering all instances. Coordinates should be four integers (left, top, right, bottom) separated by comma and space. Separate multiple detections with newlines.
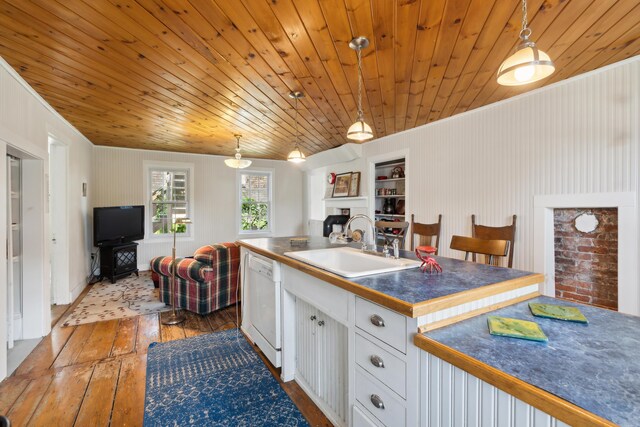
348, 36, 373, 141
287, 146, 306, 163
225, 134, 252, 169
497, 0, 554, 86
287, 91, 306, 163
347, 116, 374, 141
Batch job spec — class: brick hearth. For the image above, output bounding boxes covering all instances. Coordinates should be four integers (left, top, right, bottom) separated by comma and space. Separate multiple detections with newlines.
554, 208, 618, 310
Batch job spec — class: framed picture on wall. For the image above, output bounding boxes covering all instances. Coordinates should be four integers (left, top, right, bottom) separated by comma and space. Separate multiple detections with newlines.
332, 172, 352, 197
348, 172, 361, 197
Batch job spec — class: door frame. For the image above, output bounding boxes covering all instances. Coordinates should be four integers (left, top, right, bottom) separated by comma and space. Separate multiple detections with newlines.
48, 136, 70, 304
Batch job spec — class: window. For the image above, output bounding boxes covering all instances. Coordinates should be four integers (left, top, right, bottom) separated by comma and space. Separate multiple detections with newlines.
146, 162, 193, 238
239, 171, 273, 234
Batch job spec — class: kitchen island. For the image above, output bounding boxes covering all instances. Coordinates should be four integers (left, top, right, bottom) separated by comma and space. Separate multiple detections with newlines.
415, 295, 640, 427
239, 237, 638, 426
238, 237, 542, 317
238, 236, 545, 427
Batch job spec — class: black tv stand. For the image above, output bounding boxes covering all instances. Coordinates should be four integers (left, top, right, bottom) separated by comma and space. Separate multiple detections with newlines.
99, 242, 139, 284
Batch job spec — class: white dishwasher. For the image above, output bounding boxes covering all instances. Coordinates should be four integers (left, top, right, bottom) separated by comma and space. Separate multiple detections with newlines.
244, 252, 282, 367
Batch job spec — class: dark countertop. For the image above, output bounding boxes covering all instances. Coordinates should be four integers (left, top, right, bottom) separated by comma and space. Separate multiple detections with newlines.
418, 296, 640, 426
237, 237, 543, 318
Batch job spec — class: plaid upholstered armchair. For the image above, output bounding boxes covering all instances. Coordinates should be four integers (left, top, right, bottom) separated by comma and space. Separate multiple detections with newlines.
149, 242, 240, 315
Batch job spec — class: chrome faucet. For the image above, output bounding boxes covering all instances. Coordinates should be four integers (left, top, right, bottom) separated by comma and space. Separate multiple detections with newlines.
344, 214, 377, 253
392, 238, 400, 259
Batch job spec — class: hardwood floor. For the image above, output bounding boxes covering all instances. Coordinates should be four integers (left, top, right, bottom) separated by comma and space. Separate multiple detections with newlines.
50, 304, 70, 328
1, 289, 332, 426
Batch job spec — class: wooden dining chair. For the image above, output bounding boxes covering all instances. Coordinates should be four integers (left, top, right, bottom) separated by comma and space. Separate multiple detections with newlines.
375, 220, 409, 247
471, 214, 517, 268
450, 235, 509, 266
410, 214, 442, 254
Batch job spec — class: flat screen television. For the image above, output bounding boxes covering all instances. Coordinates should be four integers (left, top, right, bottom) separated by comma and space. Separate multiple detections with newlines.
93, 205, 145, 246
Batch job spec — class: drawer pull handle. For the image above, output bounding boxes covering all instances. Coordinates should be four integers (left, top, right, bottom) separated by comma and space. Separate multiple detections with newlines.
370, 394, 385, 410
370, 355, 385, 368
370, 314, 385, 327
310, 315, 317, 321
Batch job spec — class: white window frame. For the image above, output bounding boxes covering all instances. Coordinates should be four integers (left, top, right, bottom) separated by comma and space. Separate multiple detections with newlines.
237, 169, 274, 237
144, 160, 194, 242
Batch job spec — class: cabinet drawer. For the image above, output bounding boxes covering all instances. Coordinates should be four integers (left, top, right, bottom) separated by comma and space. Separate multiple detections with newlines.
353, 404, 379, 427
355, 333, 406, 398
355, 368, 406, 427
355, 297, 407, 353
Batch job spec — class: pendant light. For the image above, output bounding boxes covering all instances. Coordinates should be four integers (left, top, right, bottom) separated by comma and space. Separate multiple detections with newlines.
287, 91, 306, 163
224, 134, 252, 169
497, 0, 555, 86
347, 36, 373, 141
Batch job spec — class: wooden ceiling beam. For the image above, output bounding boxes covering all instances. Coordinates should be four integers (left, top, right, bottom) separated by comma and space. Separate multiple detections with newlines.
0, 0, 636, 157
427, 0, 496, 124
414, 0, 473, 127
1, 1, 301, 155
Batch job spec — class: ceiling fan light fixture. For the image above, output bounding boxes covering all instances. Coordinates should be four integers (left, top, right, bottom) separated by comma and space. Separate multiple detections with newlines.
225, 134, 252, 169
348, 36, 373, 141
287, 91, 306, 163
497, 0, 554, 86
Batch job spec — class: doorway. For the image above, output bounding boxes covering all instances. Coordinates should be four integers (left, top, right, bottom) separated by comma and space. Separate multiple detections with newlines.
49, 138, 69, 304
4, 144, 47, 377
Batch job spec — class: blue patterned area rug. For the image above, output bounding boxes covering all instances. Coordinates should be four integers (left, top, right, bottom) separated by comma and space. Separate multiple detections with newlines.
143, 329, 309, 426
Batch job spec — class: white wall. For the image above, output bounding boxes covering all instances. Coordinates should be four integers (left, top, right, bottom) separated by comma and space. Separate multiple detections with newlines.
0, 57, 94, 380
92, 146, 305, 267
306, 57, 639, 275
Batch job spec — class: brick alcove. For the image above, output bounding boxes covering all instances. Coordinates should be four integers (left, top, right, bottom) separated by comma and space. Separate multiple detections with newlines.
554, 208, 618, 310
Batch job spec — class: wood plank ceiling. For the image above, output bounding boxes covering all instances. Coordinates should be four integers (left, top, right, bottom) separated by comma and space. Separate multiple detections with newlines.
0, 0, 638, 159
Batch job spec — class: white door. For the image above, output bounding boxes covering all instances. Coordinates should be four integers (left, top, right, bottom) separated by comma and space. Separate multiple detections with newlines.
49, 141, 69, 304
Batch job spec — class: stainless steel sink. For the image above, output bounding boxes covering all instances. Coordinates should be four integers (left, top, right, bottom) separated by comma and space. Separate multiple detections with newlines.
284, 247, 421, 278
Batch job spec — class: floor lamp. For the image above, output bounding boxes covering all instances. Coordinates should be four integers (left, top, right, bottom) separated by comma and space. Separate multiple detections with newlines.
162, 217, 192, 325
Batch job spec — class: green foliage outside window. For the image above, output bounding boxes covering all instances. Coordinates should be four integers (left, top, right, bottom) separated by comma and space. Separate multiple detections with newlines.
151, 171, 188, 235
241, 197, 268, 230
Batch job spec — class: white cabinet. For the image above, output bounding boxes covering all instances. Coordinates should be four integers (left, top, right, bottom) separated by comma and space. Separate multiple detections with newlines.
352, 297, 419, 427
295, 298, 348, 427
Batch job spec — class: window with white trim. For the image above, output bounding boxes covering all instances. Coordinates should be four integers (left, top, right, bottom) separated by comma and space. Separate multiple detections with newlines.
239, 171, 272, 234
148, 167, 191, 237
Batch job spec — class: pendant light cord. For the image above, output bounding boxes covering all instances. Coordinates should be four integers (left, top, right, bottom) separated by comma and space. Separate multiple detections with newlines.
519, 0, 531, 40
235, 135, 240, 152
357, 47, 364, 120
294, 96, 299, 149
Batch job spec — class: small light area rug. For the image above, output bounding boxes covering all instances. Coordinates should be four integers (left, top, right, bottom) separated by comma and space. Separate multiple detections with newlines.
144, 329, 309, 426
63, 271, 169, 327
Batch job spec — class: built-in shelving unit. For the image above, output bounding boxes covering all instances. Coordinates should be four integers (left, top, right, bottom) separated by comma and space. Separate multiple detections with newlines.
374, 158, 406, 245
322, 196, 367, 202
7, 155, 23, 346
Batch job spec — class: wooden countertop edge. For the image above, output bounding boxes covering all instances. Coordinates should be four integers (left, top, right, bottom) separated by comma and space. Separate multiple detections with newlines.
237, 241, 416, 317
413, 334, 617, 427
411, 273, 544, 317
418, 291, 540, 333
237, 241, 544, 319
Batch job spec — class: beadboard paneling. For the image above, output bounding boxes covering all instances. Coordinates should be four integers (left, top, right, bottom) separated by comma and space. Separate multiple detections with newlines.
308, 58, 640, 278
0, 57, 94, 380
92, 146, 305, 267
422, 353, 571, 427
